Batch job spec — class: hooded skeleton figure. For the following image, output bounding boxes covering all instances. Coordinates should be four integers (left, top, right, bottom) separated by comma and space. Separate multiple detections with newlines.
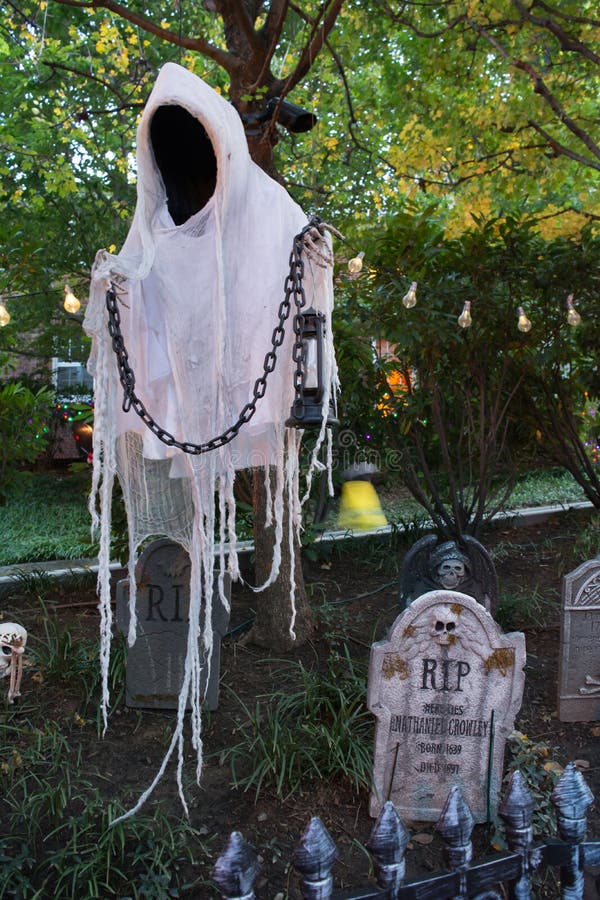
84, 63, 338, 818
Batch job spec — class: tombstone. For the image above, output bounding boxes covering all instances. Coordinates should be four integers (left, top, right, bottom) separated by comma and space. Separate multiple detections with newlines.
116, 538, 230, 710
368, 590, 525, 823
399, 535, 498, 614
558, 556, 600, 722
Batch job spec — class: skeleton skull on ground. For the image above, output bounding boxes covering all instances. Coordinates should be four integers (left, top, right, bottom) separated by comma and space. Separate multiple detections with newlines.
430, 606, 457, 646
436, 558, 466, 590
0, 622, 28, 703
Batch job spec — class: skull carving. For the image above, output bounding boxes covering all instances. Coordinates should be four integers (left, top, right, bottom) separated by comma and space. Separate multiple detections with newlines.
0, 622, 28, 703
430, 606, 457, 646
436, 558, 466, 590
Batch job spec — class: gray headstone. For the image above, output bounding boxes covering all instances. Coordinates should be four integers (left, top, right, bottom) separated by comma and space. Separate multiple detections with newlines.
558, 556, 600, 722
368, 590, 525, 823
116, 538, 230, 711
399, 535, 498, 614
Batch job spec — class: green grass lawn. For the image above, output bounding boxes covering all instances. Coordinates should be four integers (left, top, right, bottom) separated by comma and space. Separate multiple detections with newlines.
0, 466, 588, 567
0, 468, 95, 566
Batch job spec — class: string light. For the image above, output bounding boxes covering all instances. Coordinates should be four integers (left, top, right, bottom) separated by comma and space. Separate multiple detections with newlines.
402, 281, 417, 309
566, 293, 581, 327
64, 284, 81, 314
517, 307, 532, 333
0, 302, 10, 327
457, 301, 472, 329
347, 251, 365, 275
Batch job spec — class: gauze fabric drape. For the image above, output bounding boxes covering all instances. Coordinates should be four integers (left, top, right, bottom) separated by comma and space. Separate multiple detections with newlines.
84, 63, 338, 818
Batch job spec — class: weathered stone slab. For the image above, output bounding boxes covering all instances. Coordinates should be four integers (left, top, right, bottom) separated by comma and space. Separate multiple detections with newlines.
116, 538, 230, 711
558, 556, 600, 722
368, 590, 525, 823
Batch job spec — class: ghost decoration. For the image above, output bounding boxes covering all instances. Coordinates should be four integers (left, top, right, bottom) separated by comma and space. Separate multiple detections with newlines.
0, 623, 27, 703
84, 63, 338, 818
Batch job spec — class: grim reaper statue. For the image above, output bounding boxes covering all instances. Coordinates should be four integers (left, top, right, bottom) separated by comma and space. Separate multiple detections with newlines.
84, 63, 338, 817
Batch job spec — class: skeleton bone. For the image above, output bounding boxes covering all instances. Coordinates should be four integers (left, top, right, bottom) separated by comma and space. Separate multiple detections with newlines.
302, 222, 343, 269
579, 674, 600, 695
0, 623, 28, 703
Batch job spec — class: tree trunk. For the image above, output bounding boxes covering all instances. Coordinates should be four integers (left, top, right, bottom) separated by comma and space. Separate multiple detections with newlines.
227, 74, 315, 650
244, 467, 316, 650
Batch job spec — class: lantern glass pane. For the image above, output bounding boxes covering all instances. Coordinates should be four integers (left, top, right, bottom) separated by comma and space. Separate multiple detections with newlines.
304, 338, 319, 389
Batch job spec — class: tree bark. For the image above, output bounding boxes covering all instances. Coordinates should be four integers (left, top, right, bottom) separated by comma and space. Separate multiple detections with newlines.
243, 467, 316, 650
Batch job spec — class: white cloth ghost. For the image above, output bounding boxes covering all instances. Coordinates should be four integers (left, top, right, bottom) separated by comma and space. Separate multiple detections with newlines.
84, 63, 337, 818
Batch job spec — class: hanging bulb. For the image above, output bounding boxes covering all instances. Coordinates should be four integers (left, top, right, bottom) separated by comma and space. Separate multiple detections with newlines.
517, 306, 532, 333
347, 251, 365, 275
0, 302, 10, 327
402, 281, 417, 308
457, 300, 472, 329
64, 284, 81, 314
566, 293, 581, 326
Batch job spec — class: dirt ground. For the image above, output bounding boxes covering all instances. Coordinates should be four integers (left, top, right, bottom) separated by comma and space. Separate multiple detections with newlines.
2, 509, 600, 898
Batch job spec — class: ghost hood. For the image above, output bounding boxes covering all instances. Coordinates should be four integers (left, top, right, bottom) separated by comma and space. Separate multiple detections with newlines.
86, 62, 321, 465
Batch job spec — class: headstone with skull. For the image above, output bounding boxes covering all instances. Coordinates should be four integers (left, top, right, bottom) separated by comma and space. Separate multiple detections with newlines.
399, 535, 498, 614
368, 590, 525, 822
558, 556, 600, 722
0, 622, 28, 703
116, 539, 230, 710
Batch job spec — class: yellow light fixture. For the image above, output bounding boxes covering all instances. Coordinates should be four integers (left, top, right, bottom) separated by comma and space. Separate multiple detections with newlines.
402, 281, 417, 308
566, 293, 581, 326
0, 302, 10, 327
64, 284, 81, 314
457, 300, 472, 329
347, 251, 365, 275
517, 306, 532, 333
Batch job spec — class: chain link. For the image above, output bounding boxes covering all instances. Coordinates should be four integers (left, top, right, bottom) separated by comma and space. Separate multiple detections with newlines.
105, 216, 325, 455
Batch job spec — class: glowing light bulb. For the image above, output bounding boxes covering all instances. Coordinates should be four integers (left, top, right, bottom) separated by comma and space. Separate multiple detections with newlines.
517, 306, 532, 333
64, 284, 81, 314
347, 252, 365, 275
457, 300, 472, 329
402, 281, 417, 308
566, 293, 581, 326
0, 303, 10, 327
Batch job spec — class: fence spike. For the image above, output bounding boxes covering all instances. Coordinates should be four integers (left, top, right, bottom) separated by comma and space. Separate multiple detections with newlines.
212, 831, 261, 900
551, 763, 594, 899
436, 786, 474, 894
436, 785, 474, 849
293, 816, 339, 900
499, 770, 535, 837
552, 762, 594, 836
499, 770, 536, 898
366, 800, 410, 895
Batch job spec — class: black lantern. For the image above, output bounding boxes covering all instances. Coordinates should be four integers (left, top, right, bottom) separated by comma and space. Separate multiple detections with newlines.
286, 306, 339, 429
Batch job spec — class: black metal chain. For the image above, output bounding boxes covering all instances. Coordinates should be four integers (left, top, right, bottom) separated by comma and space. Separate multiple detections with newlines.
105, 216, 324, 455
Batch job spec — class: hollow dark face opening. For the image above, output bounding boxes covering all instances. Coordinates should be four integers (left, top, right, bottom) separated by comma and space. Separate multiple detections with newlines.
150, 105, 218, 226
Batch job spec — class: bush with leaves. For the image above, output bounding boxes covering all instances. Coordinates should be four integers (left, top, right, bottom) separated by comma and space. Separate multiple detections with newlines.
0, 380, 54, 502
338, 208, 600, 537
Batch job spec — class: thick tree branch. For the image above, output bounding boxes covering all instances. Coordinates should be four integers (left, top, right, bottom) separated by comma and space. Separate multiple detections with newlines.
276, 0, 344, 97
528, 119, 600, 171
219, 0, 263, 57
262, 0, 290, 46
511, 0, 600, 66
248, 0, 290, 92
290, 3, 355, 123
51, 0, 239, 73
468, 21, 600, 164
534, 0, 600, 29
